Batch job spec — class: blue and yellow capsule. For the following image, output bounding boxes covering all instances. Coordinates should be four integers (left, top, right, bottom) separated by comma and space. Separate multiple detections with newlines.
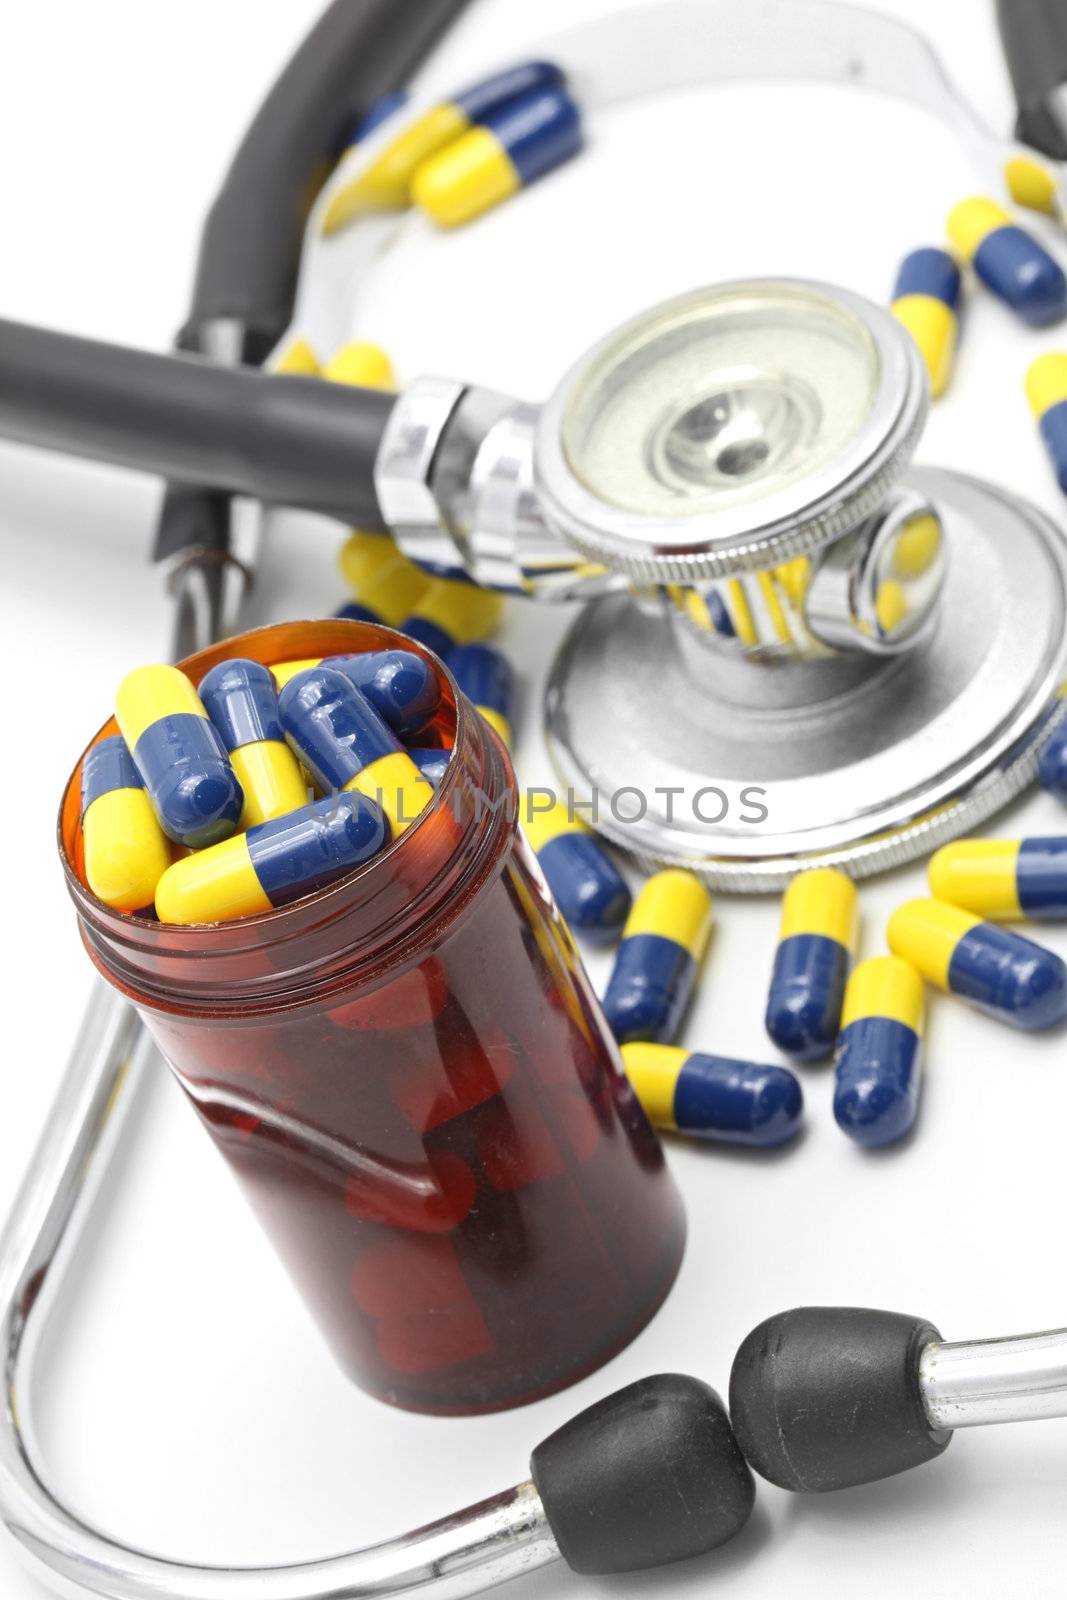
601, 871, 714, 1044
891, 247, 961, 399
929, 836, 1067, 921
888, 897, 1067, 1031
115, 665, 243, 849
323, 61, 567, 231
947, 197, 1066, 327
522, 798, 631, 944
401, 577, 503, 658
833, 956, 924, 1149
408, 747, 452, 787
622, 1042, 803, 1148
154, 792, 387, 925
1005, 155, 1060, 218
765, 868, 858, 1062
446, 642, 513, 747
278, 666, 434, 838
199, 659, 307, 829
1025, 352, 1067, 493
412, 83, 582, 229
80, 735, 171, 914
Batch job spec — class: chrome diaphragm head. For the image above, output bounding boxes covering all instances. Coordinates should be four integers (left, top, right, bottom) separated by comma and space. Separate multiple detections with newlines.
374, 277, 1067, 886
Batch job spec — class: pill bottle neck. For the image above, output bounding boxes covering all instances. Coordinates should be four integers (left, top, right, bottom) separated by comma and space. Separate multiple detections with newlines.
59, 620, 515, 1017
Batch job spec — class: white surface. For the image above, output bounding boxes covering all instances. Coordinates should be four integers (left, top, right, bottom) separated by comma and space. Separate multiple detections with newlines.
1, 2, 1066, 1597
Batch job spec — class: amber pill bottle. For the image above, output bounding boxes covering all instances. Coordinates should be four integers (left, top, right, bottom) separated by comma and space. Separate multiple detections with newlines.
60, 620, 685, 1415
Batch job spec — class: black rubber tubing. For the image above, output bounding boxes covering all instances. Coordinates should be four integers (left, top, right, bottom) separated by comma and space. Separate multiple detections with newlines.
996, 0, 1067, 159
530, 1374, 755, 1575
187, 0, 473, 352
729, 1306, 951, 1493
0, 319, 394, 529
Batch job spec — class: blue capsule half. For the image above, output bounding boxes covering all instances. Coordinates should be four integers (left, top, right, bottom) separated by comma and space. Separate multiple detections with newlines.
323, 649, 440, 737
408, 747, 452, 786
200, 658, 284, 749
523, 799, 631, 944
1039, 717, 1067, 800
335, 601, 382, 625
447, 642, 514, 746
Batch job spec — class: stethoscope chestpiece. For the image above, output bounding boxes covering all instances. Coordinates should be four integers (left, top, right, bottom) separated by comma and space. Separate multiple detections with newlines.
535, 279, 926, 593
375, 277, 1067, 888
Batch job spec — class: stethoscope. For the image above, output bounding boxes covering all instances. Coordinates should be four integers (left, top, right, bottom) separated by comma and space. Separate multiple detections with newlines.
3, 3, 1067, 1598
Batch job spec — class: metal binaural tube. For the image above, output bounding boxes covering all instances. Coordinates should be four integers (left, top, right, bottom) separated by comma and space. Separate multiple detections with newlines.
919, 1328, 1067, 1429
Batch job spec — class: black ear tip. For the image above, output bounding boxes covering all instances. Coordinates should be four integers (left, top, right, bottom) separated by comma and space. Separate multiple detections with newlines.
530, 1374, 754, 1575
729, 1306, 951, 1493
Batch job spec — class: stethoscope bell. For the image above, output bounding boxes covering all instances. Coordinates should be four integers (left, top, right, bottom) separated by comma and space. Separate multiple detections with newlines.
378, 278, 1067, 888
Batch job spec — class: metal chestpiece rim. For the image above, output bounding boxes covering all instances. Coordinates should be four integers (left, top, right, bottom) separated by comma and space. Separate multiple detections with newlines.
533, 278, 929, 585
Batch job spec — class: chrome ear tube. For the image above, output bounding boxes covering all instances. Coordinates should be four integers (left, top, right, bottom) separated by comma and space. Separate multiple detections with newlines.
376, 277, 1067, 888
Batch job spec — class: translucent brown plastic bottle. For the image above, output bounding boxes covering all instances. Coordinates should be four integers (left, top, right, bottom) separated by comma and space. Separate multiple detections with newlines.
60, 620, 685, 1414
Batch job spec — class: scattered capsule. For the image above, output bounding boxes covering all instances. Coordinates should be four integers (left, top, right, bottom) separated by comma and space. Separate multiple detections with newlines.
447, 642, 513, 747
765, 868, 858, 1062
891, 247, 961, 399
322, 340, 395, 390
1039, 713, 1067, 799
929, 836, 1067, 921
1025, 352, 1067, 493
323, 60, 567, 231
833, 956, 924, 1148
412, 84, 582, 229
401, 577, 502, 657
323, 648, 440, 737
947, 196, 1066, 326
154, 792, 387, 924
408, 747, 452, 786
115, 665, 243, 848
522, 798, 631, 943
891, 509, 942, 578
622, 1042, 803, 1148
601, 870, 713, 1044
273, 337, 320, 376
80, 735, 171, 913
1004, 154, 1060, 218
199, 659, 307, 829
279, 666, 434, 838
338, 531, 429, 629
887, 897, 1067, 1031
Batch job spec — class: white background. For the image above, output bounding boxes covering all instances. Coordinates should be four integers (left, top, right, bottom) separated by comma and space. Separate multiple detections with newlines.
2, 2, 1066, 1597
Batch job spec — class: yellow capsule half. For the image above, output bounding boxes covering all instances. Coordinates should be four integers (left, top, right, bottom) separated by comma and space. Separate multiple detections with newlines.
624, 870, 714, 963
928, 839, 1022, 921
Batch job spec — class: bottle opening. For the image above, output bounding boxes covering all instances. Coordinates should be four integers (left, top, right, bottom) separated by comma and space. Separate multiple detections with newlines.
58, 619, 515, 1014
